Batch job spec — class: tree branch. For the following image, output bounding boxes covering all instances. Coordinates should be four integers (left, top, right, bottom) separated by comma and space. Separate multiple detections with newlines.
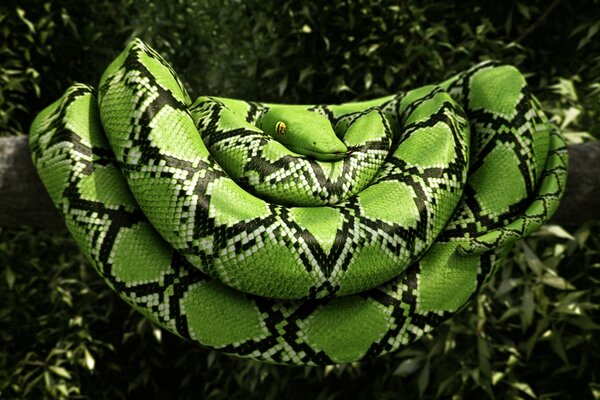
0, 135, 598, 231
0, 136, 65, 231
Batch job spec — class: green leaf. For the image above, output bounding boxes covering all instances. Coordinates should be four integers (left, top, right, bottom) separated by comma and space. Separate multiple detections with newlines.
550, 78, 579, 101
84, 348, 95, 370
278, 75, 288, 96
48, 366, 71, 380
577, 20, 600, 49
537, 225, 575, 241
364, 71, 373, 90
383, 68, 394, 88
492, 371, 504, 385
521, 289, 535, 329
5, 266, 15, 290
515, 3, 531, 20
334, 83, 354, 94
477, 336, 491, 378
152, 327, 162, 342
541, 275, 575, 290
298, 66, 314, 84
16, 8, 35, 33
549, 329, 569, 363
521, 242, 544, 275
393, 357, 423, 376
560, 107, 581, 129
510, 381, 536, 398
417, 359, 430, 397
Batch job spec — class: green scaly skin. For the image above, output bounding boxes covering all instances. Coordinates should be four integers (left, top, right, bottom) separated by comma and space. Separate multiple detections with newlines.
29, 39, 567, 365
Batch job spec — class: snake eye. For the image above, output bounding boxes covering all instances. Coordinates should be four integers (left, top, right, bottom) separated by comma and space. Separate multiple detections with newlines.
276, 121, 287, 136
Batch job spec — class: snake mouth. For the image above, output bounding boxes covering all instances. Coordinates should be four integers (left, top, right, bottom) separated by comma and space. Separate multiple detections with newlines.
285, 144, 348, 161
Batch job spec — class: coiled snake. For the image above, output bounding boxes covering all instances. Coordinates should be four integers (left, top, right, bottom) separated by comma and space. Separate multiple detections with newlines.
29, 39, 567, 365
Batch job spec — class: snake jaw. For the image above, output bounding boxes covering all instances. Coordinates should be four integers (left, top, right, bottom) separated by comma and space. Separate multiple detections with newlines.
284, 143, 348, 161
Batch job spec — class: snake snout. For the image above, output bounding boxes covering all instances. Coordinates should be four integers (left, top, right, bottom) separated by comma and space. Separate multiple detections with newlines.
343, 146, 357, 155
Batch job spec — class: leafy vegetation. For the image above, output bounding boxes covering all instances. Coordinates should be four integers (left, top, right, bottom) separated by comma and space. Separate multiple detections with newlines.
1, 0, 599, 398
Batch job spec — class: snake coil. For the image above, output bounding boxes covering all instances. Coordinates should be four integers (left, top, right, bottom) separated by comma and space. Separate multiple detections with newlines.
30, 39, 567, 365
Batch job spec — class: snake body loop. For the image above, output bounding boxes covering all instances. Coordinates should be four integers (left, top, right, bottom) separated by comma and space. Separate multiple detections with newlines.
30, 39, 567, 365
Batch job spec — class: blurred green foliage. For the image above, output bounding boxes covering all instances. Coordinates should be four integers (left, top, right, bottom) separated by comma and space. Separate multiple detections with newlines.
0, 0, 599, 398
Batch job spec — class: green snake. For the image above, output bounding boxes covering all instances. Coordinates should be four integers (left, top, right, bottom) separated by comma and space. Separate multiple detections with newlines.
29, 39, 567, 365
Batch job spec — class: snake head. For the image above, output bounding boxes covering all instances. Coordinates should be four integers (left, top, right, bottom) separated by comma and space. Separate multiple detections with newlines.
257, 107, 347, 161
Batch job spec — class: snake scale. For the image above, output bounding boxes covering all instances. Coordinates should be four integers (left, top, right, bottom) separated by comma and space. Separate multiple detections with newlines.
29, 39, 567, 365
